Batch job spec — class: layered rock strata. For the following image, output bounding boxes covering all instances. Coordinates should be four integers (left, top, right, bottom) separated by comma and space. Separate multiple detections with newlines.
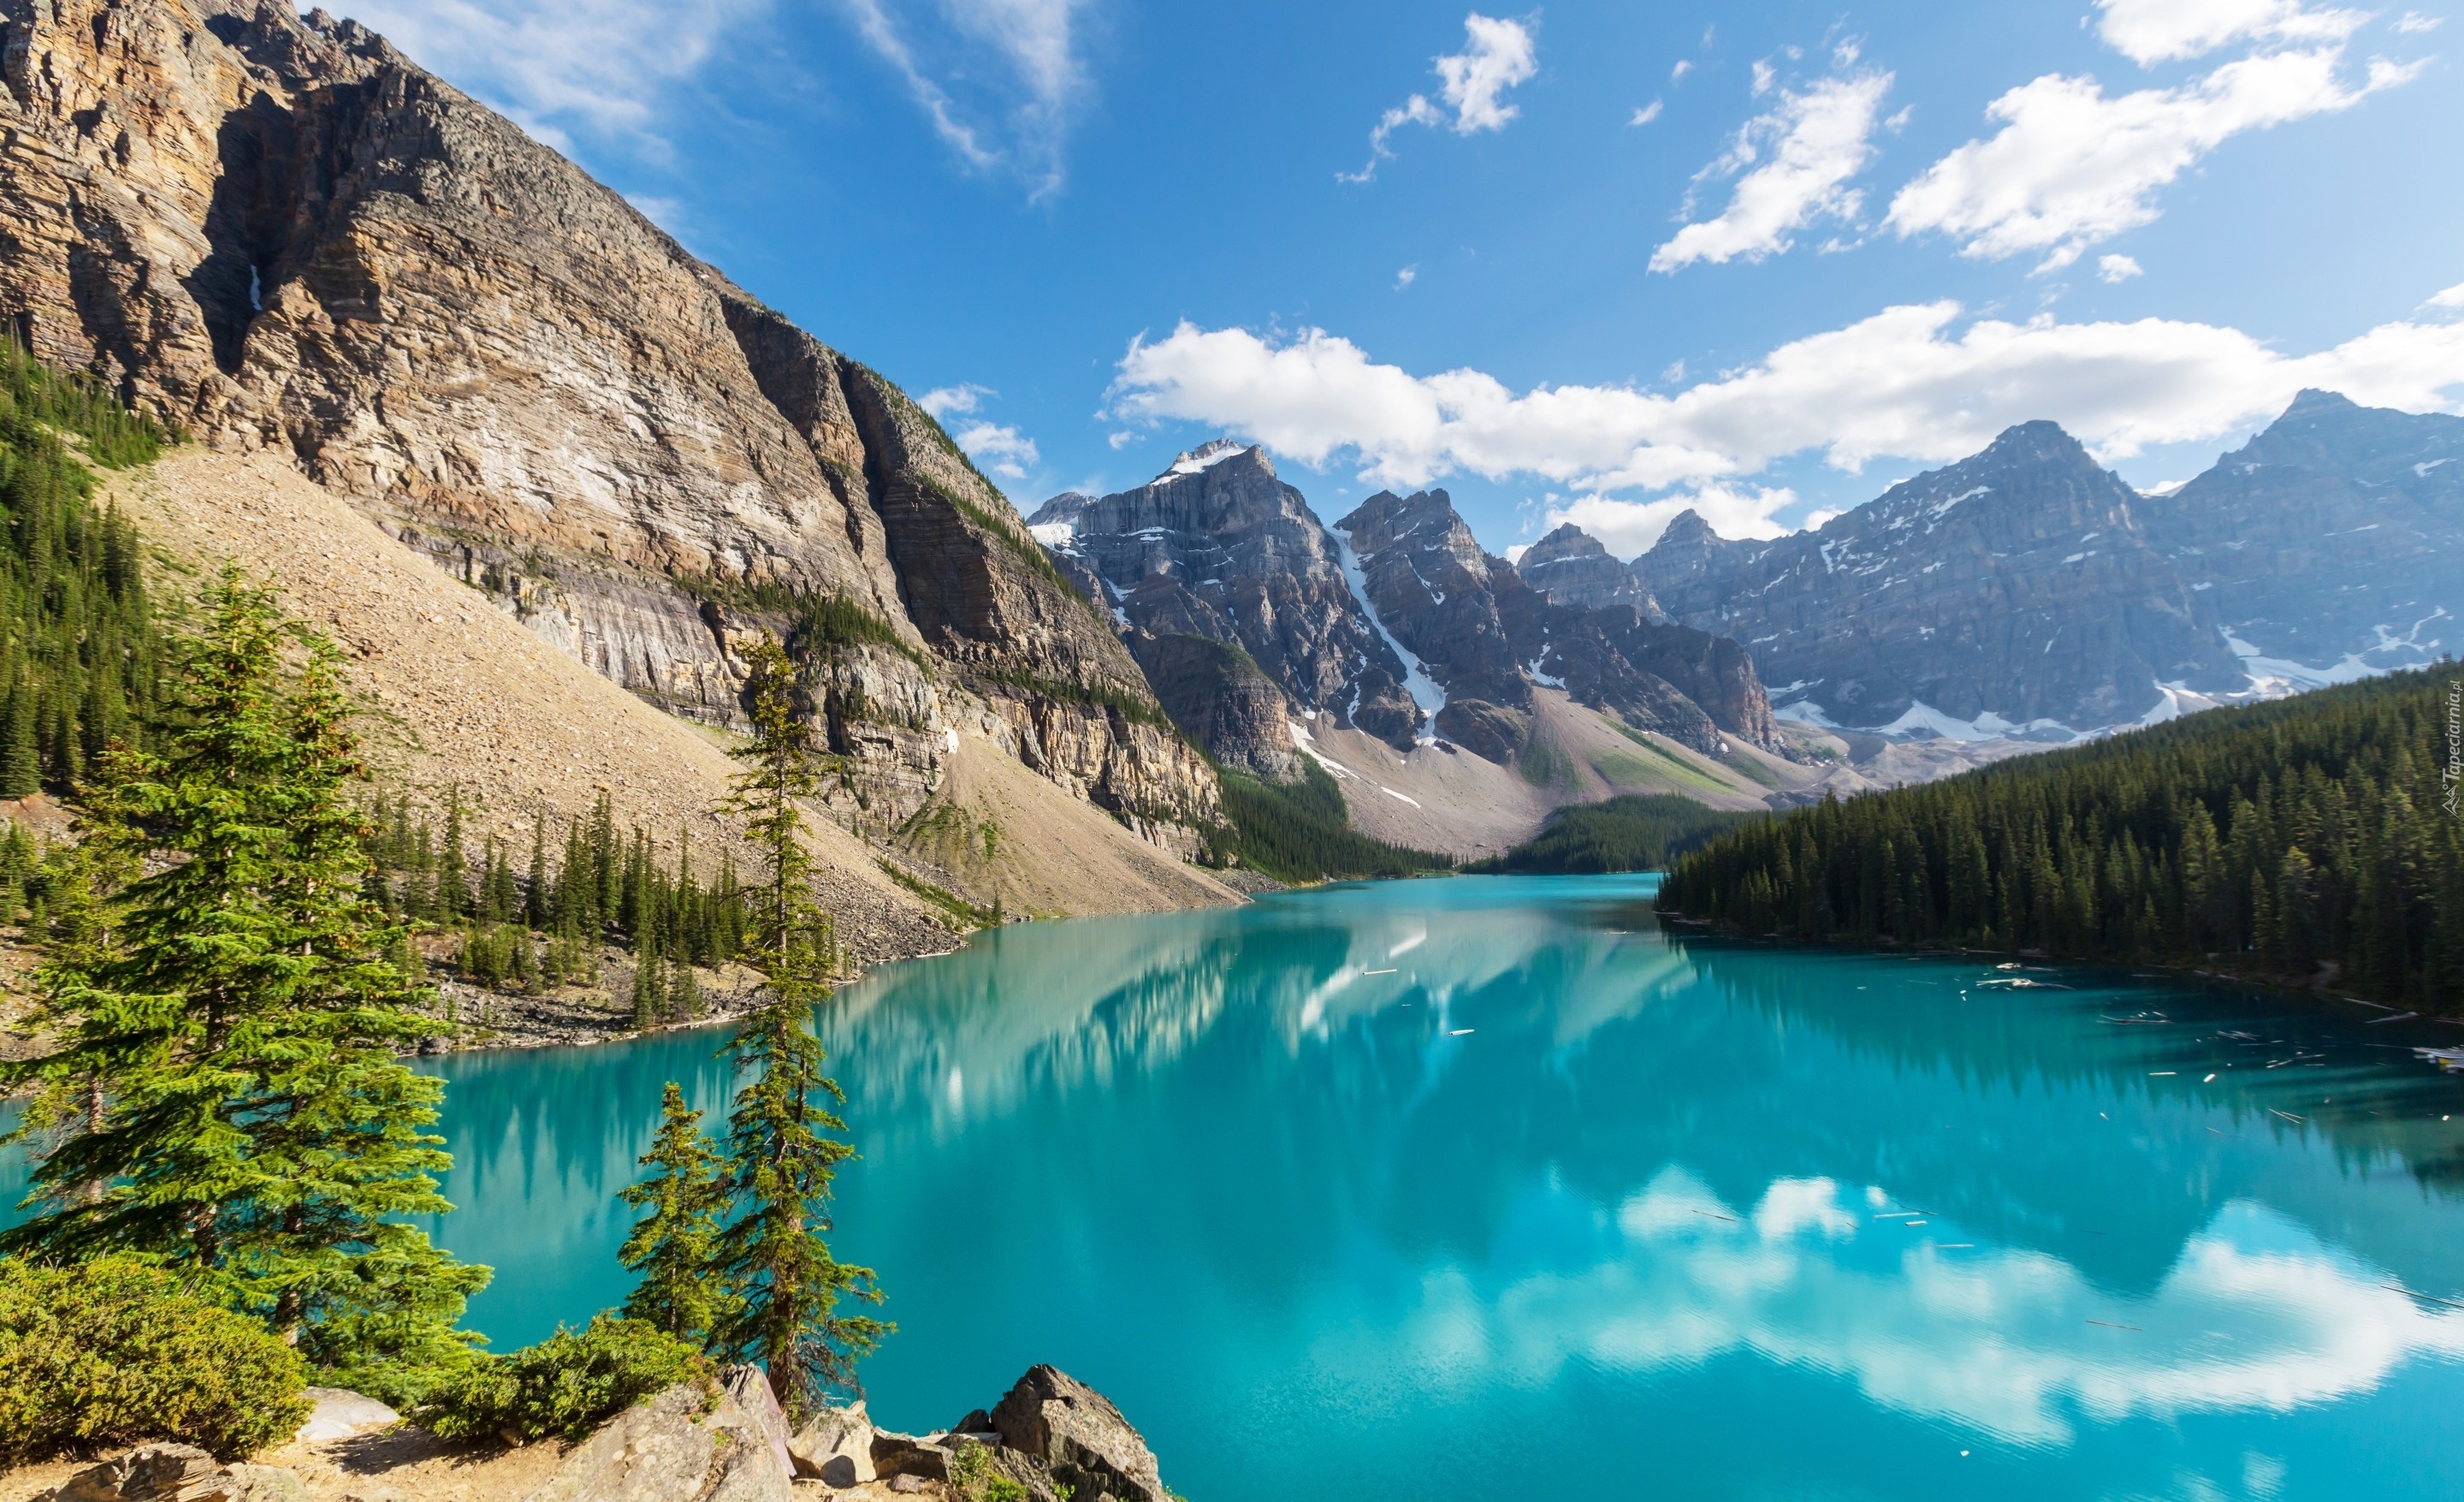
0, 0, 1215, 843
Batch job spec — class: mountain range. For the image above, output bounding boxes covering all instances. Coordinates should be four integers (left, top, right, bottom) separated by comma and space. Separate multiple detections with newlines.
1, 0, 2455, 885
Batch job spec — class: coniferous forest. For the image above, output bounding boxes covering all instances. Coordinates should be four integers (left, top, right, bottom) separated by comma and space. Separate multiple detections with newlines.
0, 341, 170, 797
1656, 668, 2464, 1006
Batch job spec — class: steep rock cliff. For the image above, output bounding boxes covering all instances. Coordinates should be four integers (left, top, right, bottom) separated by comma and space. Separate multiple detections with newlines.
0, 0, 1215, 841
1028, 443, 1422, 757
2138, 389, 2464, 680
1632, 422, 2243, 733
1515, 521, 1661, 615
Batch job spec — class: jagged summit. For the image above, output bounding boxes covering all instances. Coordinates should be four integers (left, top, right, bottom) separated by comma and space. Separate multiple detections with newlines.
1514, 521, 1661, 615
1155, 437, 1261, 481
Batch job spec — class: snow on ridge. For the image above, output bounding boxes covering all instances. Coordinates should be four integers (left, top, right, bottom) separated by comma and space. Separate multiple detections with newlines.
1155, 437, 1251, 482
1028, 519, 1075, 549
1330, 530, 1447, 735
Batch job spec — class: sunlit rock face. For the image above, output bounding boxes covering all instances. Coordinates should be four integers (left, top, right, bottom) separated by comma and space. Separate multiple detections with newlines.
0, 0, 1216, 838
1516, 522, 1662, 616
1030, 445, 1425, 756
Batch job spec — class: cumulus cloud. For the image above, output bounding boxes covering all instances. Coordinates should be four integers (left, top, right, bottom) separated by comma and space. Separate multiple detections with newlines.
2431, 282, 2464, 309
1341, 14, 1539, 182
921, 385, 1039, 481
919, 383, 994, 418
1108, 296, 2464, 537
2093, 0, 2367, 65
1650, 62, 1894, 273
1887, 28, 2418, 270
953, 421, 1040, 482
841, 0, 1096, 198
340, 0, 766, 151
2099, 252, 2146, 282
1550, 484, 1800, 555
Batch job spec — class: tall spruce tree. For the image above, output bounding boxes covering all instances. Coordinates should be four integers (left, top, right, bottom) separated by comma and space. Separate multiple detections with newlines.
0, 569, 488, 1387
618, 1082, 737, 1346
710, 638, 883, 1416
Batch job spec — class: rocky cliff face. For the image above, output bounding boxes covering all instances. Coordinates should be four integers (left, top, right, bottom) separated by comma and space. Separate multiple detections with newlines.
1336, 489, 1775, 757
2137, 389, 2464, 681
1632, 421, 2245, 734
1515, 522, 1661, 615
0, 0, 1215, 842
1028, 442, 1424, 759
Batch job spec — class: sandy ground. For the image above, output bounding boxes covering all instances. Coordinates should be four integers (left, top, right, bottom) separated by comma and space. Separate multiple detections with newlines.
106, 447, 1236, 951
912, 734, 1241, 917
0, 1430, 962, 1502
1307, 690, 1807, 859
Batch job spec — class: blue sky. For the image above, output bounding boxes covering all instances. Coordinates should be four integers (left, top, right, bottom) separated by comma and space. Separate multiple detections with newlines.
340, 0, 2464, 555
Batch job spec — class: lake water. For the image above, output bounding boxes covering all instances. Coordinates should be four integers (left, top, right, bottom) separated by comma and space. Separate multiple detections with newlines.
24, 874, 2464, 1499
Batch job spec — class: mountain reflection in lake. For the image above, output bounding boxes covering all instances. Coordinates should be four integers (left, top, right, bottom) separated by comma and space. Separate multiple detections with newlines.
396, 876, 2464, 1500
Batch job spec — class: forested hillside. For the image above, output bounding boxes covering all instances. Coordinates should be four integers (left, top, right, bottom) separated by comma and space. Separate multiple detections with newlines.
1656, 669, 2462, 1006
0, 342, 171, 795
1472, 793, 1756, 874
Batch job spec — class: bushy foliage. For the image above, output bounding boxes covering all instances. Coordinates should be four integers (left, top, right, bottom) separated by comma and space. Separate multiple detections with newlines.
0, 1256, 311, 1463
1657, 668, 2464, 1005
1205, 759, 1454, 883
414, 1315, 714, 1445
1472, 793, 1758, 875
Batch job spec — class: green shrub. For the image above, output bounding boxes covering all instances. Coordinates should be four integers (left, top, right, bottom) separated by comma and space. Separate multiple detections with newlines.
414, 1315, 714, 1444
949, 1440, 1028, 1502
0, 1256, 311, 1463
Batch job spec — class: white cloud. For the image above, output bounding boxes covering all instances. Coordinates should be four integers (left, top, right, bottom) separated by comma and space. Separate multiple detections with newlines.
339, 0, 765, 151
2094, 0, 2366, 65
1342, 14, 1540, 181
1107, 296, 2464, 519
1887, 42, 2418, 270
1630, 99, 1664, 125
1395, 264, 1420, 289
920, 383, 994, 418
2099, 252, 2146, 281
840, 0, 1095, 199
1650, 67, 1894, 273
2396, 10, 2444, 32
1550, 484, 1800, 555
2430, 282, 2464, 309
953, 421, 1040, 482
1671, 59, 1694, 82
1106, 429, 1140, 449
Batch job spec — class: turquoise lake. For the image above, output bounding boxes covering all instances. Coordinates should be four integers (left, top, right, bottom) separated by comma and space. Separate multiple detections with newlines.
29, 873, 2464, 1499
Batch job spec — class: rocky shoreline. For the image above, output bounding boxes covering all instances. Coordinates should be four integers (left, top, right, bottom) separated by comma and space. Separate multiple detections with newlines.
19, 1367, 1172, 1502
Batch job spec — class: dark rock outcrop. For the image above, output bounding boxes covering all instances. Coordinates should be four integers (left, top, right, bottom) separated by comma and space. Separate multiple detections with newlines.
0, 0, 1217, 846
1336, 489, 1776, 755
1632, 421, 2244, 733
2138, 389, 2464, 676
990, 1365, 1170, 1502
1029, 443, 1424, 751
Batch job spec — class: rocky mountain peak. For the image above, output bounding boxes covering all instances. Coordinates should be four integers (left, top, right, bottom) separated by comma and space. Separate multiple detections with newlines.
1155, 437, 1263, 481
1513, 521, 1661, 615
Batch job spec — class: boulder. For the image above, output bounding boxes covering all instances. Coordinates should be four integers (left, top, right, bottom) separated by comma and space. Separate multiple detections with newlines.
787, 1401, 875, 1487
293, 1389, 400, 1445
704, 1368, 797, 1502
989, 1367, 1170, 1502
48, 1446, 302, 1502
517, 1384, 720, 1502
870, 1430, 955, 1481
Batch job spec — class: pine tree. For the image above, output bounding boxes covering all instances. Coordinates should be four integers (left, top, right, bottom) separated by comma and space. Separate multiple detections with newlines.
0, 570, 489, 1382
709, 638, 883, 1417
525, 809, 550, 929
669, 957, 702, 1023
630, 935, 666, 1032
618, 1082, 737, 1345
0, 677, 39, 798
438, 788, 471, 920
